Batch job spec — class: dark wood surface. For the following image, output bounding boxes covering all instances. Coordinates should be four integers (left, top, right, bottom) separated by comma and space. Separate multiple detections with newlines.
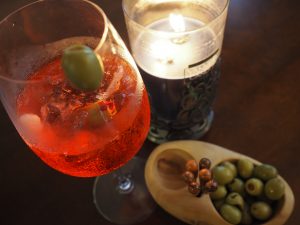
0, 0, 299, 224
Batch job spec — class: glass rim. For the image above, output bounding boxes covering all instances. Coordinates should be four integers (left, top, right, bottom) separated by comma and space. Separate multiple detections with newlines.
122, 0, 230, 35
0, 0, 108, 84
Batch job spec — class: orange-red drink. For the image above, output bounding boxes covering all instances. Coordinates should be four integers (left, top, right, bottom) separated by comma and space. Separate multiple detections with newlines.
17, 55, 150, 177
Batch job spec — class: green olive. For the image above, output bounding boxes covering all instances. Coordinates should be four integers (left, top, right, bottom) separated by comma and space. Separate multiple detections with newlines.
253, 164, 278, 181
237, 159, 254, 179
62, 44, 104, 91
85, 103, 108, 127
213, 166, 235, 185
222, 161, 238, 178
250, 201, 272, 221
220, 204, 242, 225
264, 178, 285, 200
245, 178, 264, 196
227, 178, 245, 196
225, 192, 244, 210
210, 185, 227, 200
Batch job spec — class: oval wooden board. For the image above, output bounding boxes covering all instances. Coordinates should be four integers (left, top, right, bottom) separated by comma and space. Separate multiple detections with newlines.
145, 141, 294, 225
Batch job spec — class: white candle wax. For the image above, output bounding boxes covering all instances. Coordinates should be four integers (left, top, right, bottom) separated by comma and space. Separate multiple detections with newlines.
133, 16, 219, 79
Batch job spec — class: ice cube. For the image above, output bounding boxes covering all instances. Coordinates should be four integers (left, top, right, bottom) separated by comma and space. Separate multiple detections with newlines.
40, 103, 61, 123
19, 113, 43, 133
40, 81, 110, 130
100, 66, 123, 100
40, 83, 80, 124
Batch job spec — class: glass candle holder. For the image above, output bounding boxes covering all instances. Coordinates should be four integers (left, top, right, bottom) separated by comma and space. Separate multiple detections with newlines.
123, 0, 229, 144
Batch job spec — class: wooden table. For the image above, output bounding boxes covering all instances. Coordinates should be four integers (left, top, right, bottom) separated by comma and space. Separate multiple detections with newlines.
0, 0, 299, 224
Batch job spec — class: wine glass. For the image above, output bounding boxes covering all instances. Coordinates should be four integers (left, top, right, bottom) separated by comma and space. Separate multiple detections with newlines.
0, 0, 155, 224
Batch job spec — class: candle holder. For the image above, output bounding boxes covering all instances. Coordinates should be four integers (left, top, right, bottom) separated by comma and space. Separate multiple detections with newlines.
123, 0, 229, 144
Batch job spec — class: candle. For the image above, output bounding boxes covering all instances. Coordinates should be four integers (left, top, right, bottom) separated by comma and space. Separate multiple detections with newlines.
123, 0, 229, 143
132, 14, 220, 79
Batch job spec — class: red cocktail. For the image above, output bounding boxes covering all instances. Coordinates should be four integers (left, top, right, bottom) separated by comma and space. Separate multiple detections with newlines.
0, 1, 154, 223
17, 55, 150, 177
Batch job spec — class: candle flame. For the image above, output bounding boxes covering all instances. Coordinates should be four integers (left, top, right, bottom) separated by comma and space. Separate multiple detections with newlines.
169, 13, 186, 32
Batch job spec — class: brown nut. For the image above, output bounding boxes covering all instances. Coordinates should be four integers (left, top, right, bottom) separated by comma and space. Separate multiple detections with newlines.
199, 168, 212, 182
199, 158, 212, 170
204, 180, 218, 193
182, 171, 195, 184
188, 181, 201, 196
186, 159, 198, 173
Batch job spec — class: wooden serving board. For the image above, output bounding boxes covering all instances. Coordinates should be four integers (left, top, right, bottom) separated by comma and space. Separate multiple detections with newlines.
145, 141, 294, 225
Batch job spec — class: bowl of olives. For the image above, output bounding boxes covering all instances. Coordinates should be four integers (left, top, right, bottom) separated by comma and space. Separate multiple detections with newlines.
145, 140, 294, 225
211, 159, 288, 224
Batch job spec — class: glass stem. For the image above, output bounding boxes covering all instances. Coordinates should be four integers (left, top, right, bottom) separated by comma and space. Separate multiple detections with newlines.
116, 167, 134, 194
